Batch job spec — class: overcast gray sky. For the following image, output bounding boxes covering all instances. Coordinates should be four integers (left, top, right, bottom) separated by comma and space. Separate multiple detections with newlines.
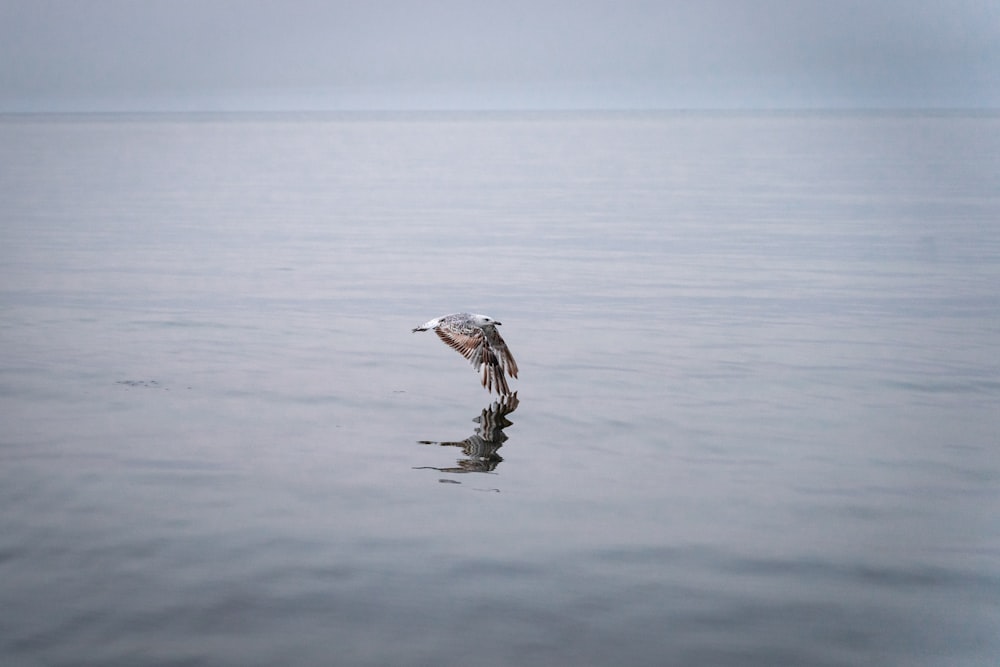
1, 0, 997, 111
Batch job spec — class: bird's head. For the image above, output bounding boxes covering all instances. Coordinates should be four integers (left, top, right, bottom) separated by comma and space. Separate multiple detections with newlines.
472, 313, 501, 327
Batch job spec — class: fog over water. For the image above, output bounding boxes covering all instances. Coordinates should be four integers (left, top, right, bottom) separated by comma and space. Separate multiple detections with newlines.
1, 1, 998, 111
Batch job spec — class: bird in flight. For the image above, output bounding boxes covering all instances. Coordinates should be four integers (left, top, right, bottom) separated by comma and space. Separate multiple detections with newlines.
412, 312, 519, 395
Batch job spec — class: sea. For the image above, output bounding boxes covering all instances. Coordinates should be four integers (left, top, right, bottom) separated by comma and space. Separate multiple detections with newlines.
1, 110, 998, 666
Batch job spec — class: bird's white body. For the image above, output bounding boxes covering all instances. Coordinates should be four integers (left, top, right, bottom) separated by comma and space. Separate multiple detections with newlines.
416, 312, 496, 331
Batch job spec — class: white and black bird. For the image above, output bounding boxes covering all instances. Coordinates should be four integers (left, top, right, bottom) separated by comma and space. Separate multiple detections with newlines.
412, 313, 519, 395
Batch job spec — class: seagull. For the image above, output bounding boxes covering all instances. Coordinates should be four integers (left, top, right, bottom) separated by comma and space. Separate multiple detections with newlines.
412, 313, 519, 395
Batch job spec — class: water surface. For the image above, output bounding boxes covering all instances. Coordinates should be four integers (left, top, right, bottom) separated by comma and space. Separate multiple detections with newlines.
1, 111, 998, 666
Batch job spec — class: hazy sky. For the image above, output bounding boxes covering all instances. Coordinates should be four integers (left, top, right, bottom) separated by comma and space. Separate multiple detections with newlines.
1, 0, 997, 111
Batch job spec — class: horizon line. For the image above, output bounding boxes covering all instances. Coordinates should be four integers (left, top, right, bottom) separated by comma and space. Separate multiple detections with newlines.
2, 105, 998, 117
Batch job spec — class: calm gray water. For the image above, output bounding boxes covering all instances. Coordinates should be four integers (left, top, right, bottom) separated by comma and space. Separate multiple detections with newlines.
1, 111, 998, 666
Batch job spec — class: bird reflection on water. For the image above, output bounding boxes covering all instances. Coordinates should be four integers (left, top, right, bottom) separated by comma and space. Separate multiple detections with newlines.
415, 393, 519, 475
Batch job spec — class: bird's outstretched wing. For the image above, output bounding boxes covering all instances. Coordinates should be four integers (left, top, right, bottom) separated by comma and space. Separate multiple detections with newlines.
435, 324, 518, 395
482, 325, 518, 379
